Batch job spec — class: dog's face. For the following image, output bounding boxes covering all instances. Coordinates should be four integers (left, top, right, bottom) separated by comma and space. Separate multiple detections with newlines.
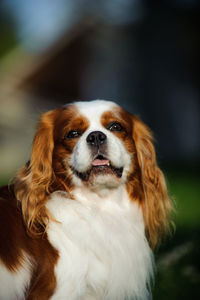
15, 100, 171, 248
54, 100, 134, 190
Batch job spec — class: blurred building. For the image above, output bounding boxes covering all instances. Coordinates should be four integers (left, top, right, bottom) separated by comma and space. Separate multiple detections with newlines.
0, 0, 200, 178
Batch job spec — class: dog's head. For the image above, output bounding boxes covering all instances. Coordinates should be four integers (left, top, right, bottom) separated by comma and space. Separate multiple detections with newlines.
15, 100, 171, 248
61, 100, 133, 190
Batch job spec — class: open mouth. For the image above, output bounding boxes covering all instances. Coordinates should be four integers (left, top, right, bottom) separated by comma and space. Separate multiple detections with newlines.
72, 155, 123, 181
92, 155, 110, 167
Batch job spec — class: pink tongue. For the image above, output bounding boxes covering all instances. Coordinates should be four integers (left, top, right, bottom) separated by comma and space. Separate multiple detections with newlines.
92, 159, 110, 166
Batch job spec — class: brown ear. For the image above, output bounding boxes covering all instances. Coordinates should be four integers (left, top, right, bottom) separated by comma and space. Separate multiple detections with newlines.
133, 116, 172, 249
15, 110, 57, 236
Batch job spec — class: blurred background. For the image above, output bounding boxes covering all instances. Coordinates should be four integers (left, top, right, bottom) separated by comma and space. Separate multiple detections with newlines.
0, 0, 199, 298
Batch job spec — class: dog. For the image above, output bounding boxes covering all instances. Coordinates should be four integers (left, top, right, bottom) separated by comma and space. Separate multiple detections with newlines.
0, 100, 171, 300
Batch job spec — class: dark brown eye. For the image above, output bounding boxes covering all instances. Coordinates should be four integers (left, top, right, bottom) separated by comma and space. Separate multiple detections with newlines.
107, 122, 123, 132
65, 130, 82, 139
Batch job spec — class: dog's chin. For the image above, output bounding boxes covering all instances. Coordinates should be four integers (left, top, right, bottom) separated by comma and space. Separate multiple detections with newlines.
71, 164, 123, 189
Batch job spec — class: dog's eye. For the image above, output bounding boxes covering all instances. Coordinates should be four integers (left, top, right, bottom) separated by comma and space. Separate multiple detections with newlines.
65, 130, 82, 139
107, 122, 123, 132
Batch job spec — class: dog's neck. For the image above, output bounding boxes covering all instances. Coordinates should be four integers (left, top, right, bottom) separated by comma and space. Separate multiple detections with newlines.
72, 184, 127, 206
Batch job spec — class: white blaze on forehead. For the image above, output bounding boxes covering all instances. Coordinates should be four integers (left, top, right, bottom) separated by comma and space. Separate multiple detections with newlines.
74, 100, 118, 128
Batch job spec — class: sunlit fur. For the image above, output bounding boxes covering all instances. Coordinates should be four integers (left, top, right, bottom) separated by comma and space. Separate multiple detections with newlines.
0, 100, 172, 299
132, 116, 171, 248
15, 110, 58, 236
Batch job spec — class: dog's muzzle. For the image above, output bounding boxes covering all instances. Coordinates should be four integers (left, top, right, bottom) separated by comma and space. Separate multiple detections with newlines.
71, 131, 123, 181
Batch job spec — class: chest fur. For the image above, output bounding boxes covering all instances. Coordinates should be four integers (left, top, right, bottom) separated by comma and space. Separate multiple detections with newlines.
46, 191, 154, 300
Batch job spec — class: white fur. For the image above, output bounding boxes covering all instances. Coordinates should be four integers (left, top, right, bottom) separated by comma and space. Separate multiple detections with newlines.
46, 187, 154, 300
0, 254, 32, 300
74, 99, 117, 117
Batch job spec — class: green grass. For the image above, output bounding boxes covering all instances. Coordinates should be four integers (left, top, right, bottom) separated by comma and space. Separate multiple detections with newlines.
167, 173, 200, 228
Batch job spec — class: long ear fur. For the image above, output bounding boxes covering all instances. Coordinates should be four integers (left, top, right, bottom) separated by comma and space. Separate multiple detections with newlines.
133, 116, 172, 249
14, 110, 57, 237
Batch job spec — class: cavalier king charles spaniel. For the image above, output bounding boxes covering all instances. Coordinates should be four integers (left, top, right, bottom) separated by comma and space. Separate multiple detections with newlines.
0, 100, 171, 300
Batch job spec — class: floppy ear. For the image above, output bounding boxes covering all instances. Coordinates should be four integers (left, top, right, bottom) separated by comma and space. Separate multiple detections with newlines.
133, 116, 172, 249
15, 110, 57, 237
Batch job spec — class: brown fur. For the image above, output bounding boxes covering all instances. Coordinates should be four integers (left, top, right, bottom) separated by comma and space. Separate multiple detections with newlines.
132, 116, 171, 248
0, 185, 58, 298
14, 105, 89, 238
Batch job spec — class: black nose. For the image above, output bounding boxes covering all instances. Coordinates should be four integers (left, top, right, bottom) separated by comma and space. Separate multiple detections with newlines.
86, 131, 107, 147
